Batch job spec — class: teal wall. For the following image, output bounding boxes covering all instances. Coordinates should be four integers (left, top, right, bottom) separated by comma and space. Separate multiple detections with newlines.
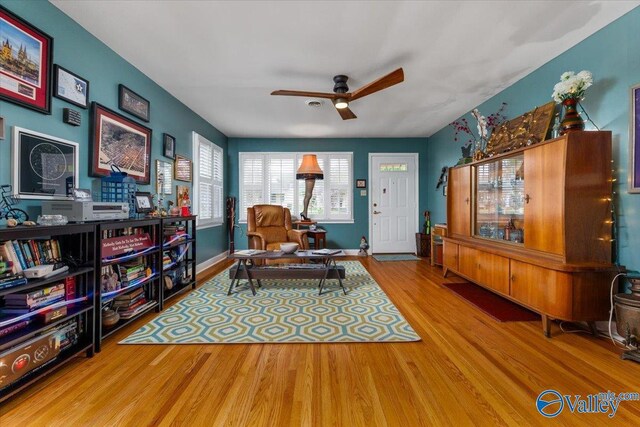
228, 138, 429, 250
426, 7, 640, 273
0, 0, 228, 263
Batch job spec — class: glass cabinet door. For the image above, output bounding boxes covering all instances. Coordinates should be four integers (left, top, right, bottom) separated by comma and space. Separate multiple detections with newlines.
475, 154, 525, 244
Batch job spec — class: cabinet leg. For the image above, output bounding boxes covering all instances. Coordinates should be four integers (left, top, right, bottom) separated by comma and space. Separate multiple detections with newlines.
542, 314, 552, 338
587, 321, 598, 336
443, 267, 449, 278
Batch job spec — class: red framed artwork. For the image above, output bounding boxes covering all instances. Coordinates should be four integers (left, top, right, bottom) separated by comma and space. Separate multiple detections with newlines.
0, 5, 53, 114
90, 102, 152, 184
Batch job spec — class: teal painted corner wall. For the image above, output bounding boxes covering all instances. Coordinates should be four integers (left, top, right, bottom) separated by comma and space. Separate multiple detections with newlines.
426, 6, 640, 272
0, 0, 228, 263
228, 138, 429, 250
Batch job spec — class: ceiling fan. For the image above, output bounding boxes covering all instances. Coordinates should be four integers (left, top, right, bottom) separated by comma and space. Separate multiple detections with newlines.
270, 68, 404, 120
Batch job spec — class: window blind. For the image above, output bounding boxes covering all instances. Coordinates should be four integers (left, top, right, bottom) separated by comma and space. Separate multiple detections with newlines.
193, 132, 223, 227
239, 152, 353, 222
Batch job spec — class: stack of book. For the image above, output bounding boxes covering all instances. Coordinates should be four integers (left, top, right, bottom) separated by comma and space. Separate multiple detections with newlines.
0, 258, 27, 291
1, 283, 66, 315
164, 225, 186, 242
112, 288, 155, 320
117, 260, 147, 288
0, 239, 61, 272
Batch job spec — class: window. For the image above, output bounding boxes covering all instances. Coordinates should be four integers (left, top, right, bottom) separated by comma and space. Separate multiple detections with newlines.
193, 132, 223, 228
239, 152, 353, 222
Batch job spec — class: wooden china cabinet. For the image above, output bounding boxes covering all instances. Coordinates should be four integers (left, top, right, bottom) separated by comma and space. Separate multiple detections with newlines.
443, 131, 618, 337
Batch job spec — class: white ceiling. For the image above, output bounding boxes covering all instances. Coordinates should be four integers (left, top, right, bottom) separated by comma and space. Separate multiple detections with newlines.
51, 1, 639, 138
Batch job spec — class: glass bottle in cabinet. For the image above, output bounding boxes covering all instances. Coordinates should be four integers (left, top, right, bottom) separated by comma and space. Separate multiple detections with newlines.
475, 153, 525, 244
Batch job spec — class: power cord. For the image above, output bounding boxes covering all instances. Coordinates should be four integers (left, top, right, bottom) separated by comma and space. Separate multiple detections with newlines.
608, 272, 638, 349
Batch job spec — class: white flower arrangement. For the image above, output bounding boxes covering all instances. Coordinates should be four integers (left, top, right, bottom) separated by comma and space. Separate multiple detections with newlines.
551, 70, 593, 103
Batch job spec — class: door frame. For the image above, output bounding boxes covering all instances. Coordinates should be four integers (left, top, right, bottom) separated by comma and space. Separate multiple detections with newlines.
368, 153, 420, 254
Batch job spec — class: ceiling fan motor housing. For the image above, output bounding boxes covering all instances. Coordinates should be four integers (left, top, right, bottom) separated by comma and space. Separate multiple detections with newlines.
333, 75, 349, 93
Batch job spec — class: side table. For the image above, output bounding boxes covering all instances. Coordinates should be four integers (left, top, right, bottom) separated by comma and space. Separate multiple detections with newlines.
306, 229, 327, 249
293, 220, 317, 230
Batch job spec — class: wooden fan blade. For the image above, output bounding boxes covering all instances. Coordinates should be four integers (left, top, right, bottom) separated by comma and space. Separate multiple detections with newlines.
349, 68, 404, 102
337, 106, 357, 120
271, 90, 337, 99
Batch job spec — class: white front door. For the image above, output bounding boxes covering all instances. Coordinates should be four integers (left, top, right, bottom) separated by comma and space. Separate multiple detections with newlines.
369, 154, 418, 253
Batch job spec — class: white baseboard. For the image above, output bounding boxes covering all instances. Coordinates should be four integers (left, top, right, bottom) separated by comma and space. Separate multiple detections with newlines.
196, 250, 229, 274
343, 249, 362, 256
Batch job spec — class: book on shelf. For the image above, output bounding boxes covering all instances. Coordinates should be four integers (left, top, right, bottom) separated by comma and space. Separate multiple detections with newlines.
0, 260, 13, 275
112, 293, 145, 309
1, 284, 66, 314
0, 270, 16, 280
118, 300, 156, 320
1, 242, 21, 274
0, 275, 27, 291
0, 318, 31, 338
114, 287, 144, 303
0, 239, 62, 274
65, 276, 76, 301
4, 283, 65, 307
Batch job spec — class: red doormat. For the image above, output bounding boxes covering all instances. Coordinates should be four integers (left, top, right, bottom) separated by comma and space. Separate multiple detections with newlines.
443, 282, 541, 322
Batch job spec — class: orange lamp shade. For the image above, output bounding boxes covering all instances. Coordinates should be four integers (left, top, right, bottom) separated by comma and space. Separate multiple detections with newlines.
296, 154, 324, 180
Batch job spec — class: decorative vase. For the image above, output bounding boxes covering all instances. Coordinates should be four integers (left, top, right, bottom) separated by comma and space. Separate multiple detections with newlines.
559, 98, 584, 135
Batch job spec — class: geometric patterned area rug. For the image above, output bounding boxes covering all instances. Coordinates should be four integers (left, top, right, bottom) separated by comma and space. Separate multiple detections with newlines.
443, 282, 541, 322
373, 254, 420, 262
120, 261, 420, 344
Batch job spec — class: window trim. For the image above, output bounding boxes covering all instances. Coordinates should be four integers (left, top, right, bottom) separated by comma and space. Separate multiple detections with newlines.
192, 132, 224, 229
238, 151, 354, 223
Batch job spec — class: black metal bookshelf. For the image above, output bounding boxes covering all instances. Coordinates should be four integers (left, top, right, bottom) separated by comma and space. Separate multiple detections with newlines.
159, 216, 197, 309
96, 218, 161, 353
0, 223, 96, 403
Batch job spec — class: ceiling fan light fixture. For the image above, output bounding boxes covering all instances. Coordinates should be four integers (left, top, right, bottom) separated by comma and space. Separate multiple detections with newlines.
334, 98, 349, 109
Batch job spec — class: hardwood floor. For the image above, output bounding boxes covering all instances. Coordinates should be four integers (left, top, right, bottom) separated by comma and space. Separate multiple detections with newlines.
1, 257, 639, 426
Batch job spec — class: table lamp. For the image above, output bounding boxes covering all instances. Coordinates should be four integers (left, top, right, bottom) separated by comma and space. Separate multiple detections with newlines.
297, 154, 323, 221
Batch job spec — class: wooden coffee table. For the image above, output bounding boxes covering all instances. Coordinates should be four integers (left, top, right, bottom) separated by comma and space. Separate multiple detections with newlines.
227, 250, 346, 296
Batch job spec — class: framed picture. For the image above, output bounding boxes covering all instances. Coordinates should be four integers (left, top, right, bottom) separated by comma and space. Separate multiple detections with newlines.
0, 6, 53, 114
156, 159, 173, 195
630, 83, 640, 193
53, 65, 89, 109
163, 133, 176, 159
118, 84, 150, 122
176, 185, 190, 207
134, 192, 154, 214
356, 179, 367, 188
175, 155, 192, 182
90, 102, 152, 184
11, 126, 79, 199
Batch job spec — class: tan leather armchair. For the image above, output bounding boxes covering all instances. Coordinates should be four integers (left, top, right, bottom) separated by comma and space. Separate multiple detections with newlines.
247, 205, 309, 263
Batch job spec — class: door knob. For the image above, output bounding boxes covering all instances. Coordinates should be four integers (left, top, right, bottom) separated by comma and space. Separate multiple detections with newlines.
373, 210, 382, 215
524, 194, 531, 203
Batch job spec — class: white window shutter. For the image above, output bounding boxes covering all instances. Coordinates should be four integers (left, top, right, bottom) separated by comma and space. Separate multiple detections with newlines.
239, 152, 352, 222
193, 132, 223, 228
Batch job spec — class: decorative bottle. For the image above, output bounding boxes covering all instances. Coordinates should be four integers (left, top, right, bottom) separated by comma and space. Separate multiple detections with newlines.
423, 211, 431, 235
